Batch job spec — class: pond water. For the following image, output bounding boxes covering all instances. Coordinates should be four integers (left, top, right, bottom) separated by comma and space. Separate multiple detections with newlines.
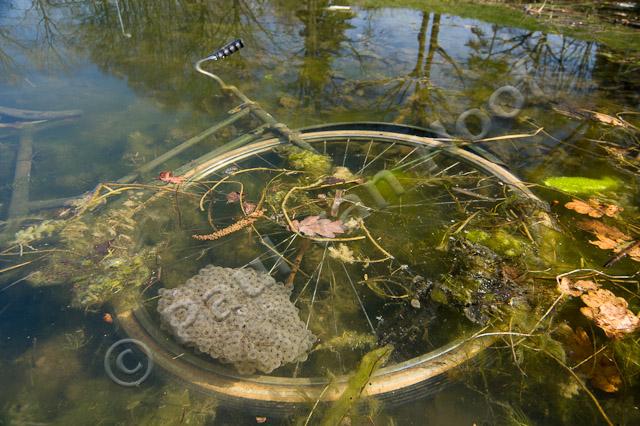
1, 1, 639, 425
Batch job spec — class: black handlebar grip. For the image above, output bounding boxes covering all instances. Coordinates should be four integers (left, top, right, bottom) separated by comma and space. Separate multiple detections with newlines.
207, 39, 244, 61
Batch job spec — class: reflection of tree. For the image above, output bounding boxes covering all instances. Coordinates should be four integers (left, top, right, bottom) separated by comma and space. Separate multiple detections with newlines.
0, 0, 77, 81
0, 27, 22, 82
6, 0, 618, 131
391, 12, 457, 127
291, 0, 352, 110
591, 44, 640, 106
76, 0, 287, 112
331, 11, 462, 127
464, 25, 599, 99
31, 0, 67, 60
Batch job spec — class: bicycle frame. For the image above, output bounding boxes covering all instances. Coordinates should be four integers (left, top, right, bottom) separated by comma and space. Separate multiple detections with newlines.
195, 39, 316, 153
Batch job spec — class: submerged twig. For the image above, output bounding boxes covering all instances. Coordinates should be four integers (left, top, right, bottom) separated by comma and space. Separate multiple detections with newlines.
604, 239, 640, 268
359, 220, 394, 262
0, 272, 36, 293
304, 382, 332, 426
544, 350, 613, 426
0, 258, 40, 274
319, 345, 393, 426
286, 238, 310, 287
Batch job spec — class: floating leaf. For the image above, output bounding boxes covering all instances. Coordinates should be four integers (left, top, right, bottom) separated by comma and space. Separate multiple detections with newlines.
290, 216, 345, 238
580, 289, 640, 339
579, 109, 627, 127
226, 191, 240, 203
543, 176, 619, 195
577, 220, 640, 262
564, 199, 622, 218
557, 277, 599, 297
158, 171, 184, 184
557, 324, 622, 393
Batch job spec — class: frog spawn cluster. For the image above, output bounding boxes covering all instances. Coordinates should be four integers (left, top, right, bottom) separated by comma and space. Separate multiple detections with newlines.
157, 265, 316, 374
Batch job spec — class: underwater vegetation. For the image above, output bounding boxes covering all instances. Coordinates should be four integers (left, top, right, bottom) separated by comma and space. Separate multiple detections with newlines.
318, 345, 393, 426
281, 146, 333, 179
24, 192, 156, 309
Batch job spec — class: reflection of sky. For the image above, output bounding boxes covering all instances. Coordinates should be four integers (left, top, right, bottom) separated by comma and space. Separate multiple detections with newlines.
1, 1, 599, 106
0, 0, 630, 215
0, 1, 128, 112
342, 7, 597, 96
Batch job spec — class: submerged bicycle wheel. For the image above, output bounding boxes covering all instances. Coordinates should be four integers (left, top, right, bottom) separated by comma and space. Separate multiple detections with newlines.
114, 127, 547, 410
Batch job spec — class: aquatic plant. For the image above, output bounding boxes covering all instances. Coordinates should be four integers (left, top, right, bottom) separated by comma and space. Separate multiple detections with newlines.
465, 228, 528, 258
433, 238, 526, 324
543, 176, 619, 194
23, 189, 158, 309
313, 331, 378, 353
319, 345, 393, 426
12, 220, 63, 247
62, 329, 90, 350
284, 146, 332, 178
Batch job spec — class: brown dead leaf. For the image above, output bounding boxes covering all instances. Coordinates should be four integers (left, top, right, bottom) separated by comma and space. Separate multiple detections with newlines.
226, 191, 240, 203
323, 176, 345, 185
565, 199, 622, 218
157, 171, 185, 184
557, 277, 599, 297
579, 109, 627, 127
590, 355, 623, 393
578, 220, 630, 242
556, 324, 622, 393
290, 216, 346, 238
580, 289, 640, 339
577, 220, 640, 262
502, 264, 523, 282
243, 202, 257, 214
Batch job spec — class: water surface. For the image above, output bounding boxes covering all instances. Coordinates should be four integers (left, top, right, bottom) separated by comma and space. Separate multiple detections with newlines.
1, 1, 639, 425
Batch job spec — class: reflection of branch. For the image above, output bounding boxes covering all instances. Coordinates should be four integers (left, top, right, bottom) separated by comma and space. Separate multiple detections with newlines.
435, 46, 465, 84
24, 0, 74, 72
0, 25, 29, 80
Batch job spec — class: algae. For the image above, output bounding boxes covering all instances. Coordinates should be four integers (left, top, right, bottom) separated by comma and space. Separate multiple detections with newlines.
12, 220, 63, 247
465, 229, 528, 258
313, 331, 378, 353
27, 191, 157, 309
543, 176, 619, 195
137, 385, 216, 426
433, 238, 526, 324
284, 146, 333, 178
